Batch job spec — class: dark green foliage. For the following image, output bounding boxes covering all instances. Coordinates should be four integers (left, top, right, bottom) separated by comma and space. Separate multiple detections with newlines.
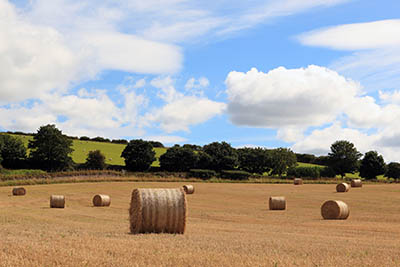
313, 156, 330, 166
287, 167, 320, 179
328, 140, 362, 177
385, 162, 400, 179
359, 151, 386, 180
0, 134, 27, 169
80, 136, 90, 141
159, 146, 198, 171
111, 139, 128, 144
237, 147, 271, 174
84, 150, 107, 170
91, 136, 111, 143
121, 139, 155, 171
148, 141, 164, 148
202, 142, 238, 171
270, 148, 297, 176
220, 170, 251, 180
319, 166, 336, 178
28, 125, 74, 172
183, 144, 202, 151
196, 151, 213, 169
188, 169, 216, 180
295, 153, 316, 164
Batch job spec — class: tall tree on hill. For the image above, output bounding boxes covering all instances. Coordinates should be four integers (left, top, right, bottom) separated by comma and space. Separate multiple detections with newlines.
270, 148, 297, 177
328, 140, 362, 178
237, 147, 271, 174
159, 145, 198, 171
121, 139, 155, 171
202, 142, 238, 171
0, 134, 27, 169
359, 151, 386, 180
385, 162, 400, 179
28, 125, 74, 171
84, 150, 107, 170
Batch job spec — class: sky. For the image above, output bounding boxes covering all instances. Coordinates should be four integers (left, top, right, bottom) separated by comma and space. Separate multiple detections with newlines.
1, 0, 400, 161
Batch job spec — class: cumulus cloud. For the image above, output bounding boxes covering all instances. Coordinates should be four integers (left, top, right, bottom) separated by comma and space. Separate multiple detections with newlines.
225, 65, 360, 129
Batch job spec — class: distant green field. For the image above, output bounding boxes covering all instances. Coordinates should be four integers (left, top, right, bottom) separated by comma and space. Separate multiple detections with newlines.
296, 162, 324, 168
9, 134, 167, 167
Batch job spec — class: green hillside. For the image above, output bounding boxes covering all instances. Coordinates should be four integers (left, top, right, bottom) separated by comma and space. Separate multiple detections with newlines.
8, 134, 167, 167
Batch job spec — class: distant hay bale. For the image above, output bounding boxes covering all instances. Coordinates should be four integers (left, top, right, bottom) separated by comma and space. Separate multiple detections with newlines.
50, 195, 65, 208
321, 200, 349, 220
183, 185, 194, 194
351, 179, 362, 187
336, 183, 350, 192
294, 178, 303, 185
269, 196, 286, 210
129, 188, 187, 234
12, 187, 26, 196
93, 194, 111, 207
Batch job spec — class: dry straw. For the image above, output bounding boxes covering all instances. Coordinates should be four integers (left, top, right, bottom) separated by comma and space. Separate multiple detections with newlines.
92, 194, 111, 207
183, 185, 194, 194
294, 178, 303, 185
336, 183, 350, 193
50, 195, 65, 208
269, 196, 286, 210
12, 187, 26, 196
129, 188, 187, 234
351, 179, 362, 187
321, 200, 349, 220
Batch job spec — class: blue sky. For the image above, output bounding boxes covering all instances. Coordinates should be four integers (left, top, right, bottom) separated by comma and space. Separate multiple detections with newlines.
1, 0, 400, 161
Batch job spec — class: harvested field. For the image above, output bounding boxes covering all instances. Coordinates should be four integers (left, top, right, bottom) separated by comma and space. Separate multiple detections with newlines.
0, 182, 400, 266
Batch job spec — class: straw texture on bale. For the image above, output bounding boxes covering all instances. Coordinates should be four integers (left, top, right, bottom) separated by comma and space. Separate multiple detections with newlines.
351, 179, 362, 187
50, 195, 65, 208
183, 185, 194, 194
321, 200, 349, 220
93, 194, 111, 207
12, 187, 26, 196
336, 183, 350, 192
294, 178, 303, 185
129, 188, 187, 234
269, 196, 286, 210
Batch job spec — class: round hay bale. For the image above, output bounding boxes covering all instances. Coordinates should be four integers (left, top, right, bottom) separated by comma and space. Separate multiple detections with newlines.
183, 185, 194, 194
12, 187, 26, 196
336, 183, 350, 192
129, 188, 187, 234
93, 194, 111, 207
50, 195, 65, 208
351, 179, 362, 187
269, 196, 286, 210
321, 200, 349, 220
294, 178, 303, 185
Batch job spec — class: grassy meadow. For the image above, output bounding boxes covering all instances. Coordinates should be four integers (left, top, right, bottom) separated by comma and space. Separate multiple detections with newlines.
1, 181, 399, 266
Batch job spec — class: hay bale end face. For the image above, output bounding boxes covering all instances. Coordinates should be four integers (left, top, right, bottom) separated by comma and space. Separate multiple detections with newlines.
269, 196, 286, 210
50, 195, 65, 208
93, 194, 111, 207
336, 183, 350, 192
183, 185, 194, 194
129, 188, 187, 234
321, 200, 349, 220
294, 178, 303, 185
351, 179, 362, 187
12, 187, 26, 196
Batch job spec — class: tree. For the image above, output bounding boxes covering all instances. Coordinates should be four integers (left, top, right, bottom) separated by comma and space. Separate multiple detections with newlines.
202, 142, 238, 171
385, 162, 400, 179
84, 150, 106, 170
270, 148, 297, 177
0, 134, 27, 169
237, 147, 271, 174
196, 151, 213, 169
328, 140, 362, 178
28, 125, 74, 171
121, 139, 155, 171
359, 151, 386, 180
159, 146, 198, 171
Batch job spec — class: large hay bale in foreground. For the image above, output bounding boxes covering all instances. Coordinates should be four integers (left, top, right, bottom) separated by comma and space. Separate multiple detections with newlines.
351, 179, 362, 187
12, 187, 26, 196
93, 194, 111, 207
129, 188, 187, 234
321, 200, 349, 220
269, 196, 286, 210
336, 183, 350, 192
183, 185, 194, 194
50, 195, 65, 208
294, 178, 303, 185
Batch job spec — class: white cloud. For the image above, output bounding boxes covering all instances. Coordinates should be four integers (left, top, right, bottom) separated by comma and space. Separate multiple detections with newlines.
184, 77, 210, 91
225, 65, 360, 129
144, 135, 187, 144
298, 19, 400, 92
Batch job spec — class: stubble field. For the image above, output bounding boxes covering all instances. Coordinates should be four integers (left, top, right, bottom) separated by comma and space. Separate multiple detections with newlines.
1, 181, 400, 266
